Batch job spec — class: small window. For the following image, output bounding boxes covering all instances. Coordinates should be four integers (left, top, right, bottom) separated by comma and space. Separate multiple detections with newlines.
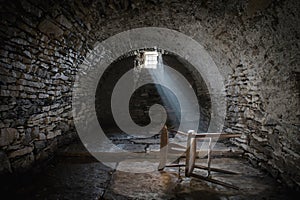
143, 51, 158, 69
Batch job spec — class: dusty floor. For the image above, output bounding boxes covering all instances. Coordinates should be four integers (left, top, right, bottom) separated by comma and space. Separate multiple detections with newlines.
1, 132, 298, 200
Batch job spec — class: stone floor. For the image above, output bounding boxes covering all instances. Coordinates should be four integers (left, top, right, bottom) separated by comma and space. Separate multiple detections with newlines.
0, 132, 299, 200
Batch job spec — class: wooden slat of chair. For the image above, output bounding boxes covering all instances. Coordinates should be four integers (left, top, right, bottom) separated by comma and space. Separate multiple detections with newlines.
207, 137, 212, 177
185, 130, 197, 177
190, 173, 239, 190
165, 164, 239, 175
168, 143, 186, 150
169, 129, 188, 136
165, 163, 186, 168
169, 129, 241, 139
196, 133, 242, 139
167, 148, 186, 154
194, 164, 239, 175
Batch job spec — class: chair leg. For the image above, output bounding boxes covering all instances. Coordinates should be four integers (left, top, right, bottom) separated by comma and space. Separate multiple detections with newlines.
207, 137, 212, 177
158, 125, 168, 170
185, 130, 196, 177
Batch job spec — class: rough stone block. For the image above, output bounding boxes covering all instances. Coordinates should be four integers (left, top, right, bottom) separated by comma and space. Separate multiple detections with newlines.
0, 128, 19, 146
8, 146, 34, 158
38, 19, 64, 37
56, 15, 72, 29
0, 151, 11, 173
46, 130, 62, 139
10, 153, 34, 172
38, 93, 49, 98
34, 140, 46, 149
38, 133, 46, 140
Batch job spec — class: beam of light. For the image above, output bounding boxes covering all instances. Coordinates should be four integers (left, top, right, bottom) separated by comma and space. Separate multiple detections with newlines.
140, 51, 201, 132
150, 53, 180, 128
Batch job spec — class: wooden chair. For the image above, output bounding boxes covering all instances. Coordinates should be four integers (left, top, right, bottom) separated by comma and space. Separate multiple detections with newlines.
158, 126, 242, 190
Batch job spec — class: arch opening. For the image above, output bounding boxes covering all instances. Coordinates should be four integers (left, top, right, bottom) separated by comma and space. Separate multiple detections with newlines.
95, 50, 212, 136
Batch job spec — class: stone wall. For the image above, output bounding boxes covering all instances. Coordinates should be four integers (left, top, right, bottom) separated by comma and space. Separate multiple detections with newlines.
0, 0, 299, 189
0, 0, 88, 173
220, 1, 300, 188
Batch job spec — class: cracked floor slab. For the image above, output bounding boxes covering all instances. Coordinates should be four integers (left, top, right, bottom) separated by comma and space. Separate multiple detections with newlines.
1, 136, 298, 200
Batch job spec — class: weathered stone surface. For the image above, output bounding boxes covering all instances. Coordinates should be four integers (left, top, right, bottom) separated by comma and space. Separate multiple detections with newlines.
38, 133, 46, 140
55, 15, 72, 29
38, 19, 64, 37
0, 151, 11, 173
38, 93, 49, 99
10, 153, 35, 172
0, 128, 19, 147
2, 141, 297, 199
31, 127, 40, 138
251, 133, 268, 143
34, 140, 46, 149
46, 130, 62, 139
8, 146, 34, 158
116, 144, 146, 153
